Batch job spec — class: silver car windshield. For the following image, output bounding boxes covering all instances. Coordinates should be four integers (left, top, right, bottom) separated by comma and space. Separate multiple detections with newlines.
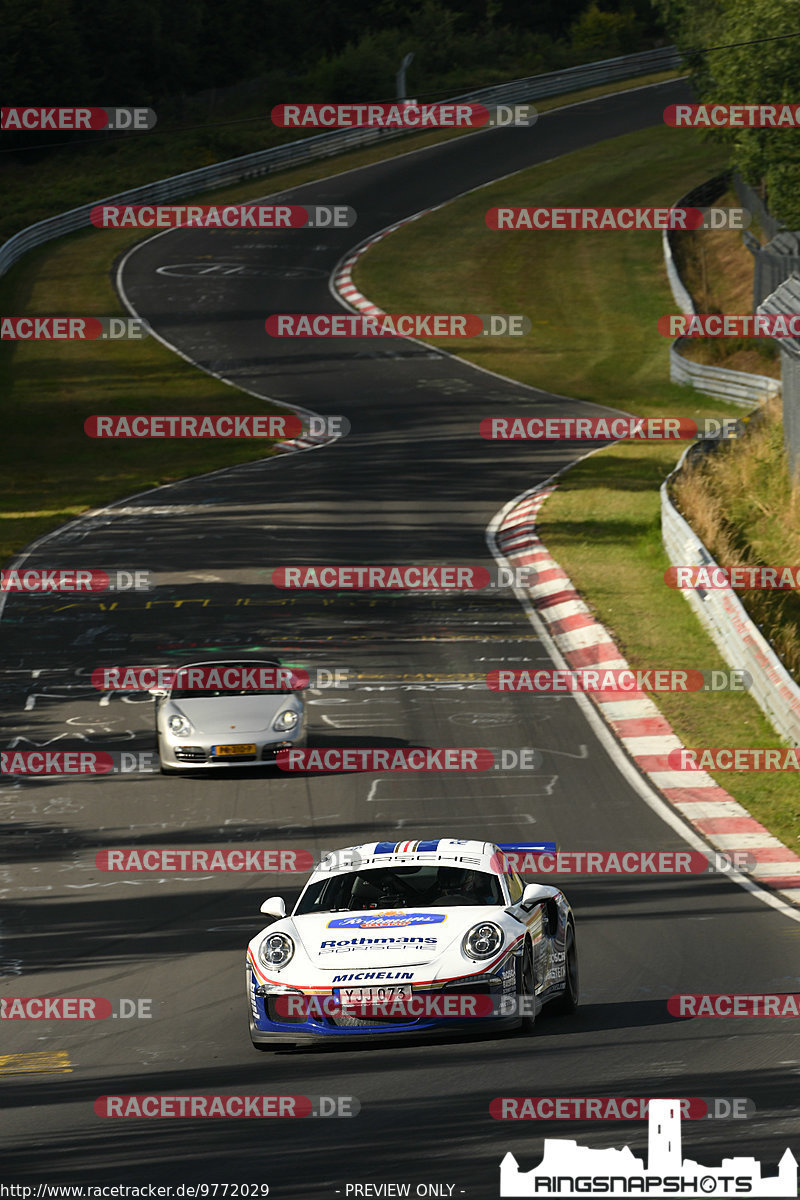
295, 865, 503, 914
170, 661, 295, 699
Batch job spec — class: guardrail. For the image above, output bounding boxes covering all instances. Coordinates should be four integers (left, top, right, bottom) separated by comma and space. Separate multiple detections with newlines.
661, 447, 800, 747
669, 339, 780, 405
662, 172, 780, 406
0, 46, 681, 281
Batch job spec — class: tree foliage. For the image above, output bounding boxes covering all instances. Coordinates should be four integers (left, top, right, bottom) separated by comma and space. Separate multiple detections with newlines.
654, 0, 800, 226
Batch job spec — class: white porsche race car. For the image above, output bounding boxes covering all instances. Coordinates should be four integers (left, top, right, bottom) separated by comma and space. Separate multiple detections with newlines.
246, 837, 578, 1047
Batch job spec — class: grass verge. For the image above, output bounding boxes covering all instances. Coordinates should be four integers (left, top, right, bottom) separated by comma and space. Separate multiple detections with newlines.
671, 186, 779, 378
353, 123, 799, 853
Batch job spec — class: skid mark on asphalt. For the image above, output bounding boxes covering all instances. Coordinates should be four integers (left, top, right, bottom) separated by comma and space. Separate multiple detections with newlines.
0, 1051, 72, 1075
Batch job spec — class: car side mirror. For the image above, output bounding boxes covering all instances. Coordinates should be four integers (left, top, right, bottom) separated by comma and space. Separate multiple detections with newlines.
260, 897, 286, 919
521, 883, 558, 909
149, 687, 168, 698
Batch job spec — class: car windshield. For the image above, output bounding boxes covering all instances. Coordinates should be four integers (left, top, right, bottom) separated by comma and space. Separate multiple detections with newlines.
294, 865, 504, 914
170, 661, 295, 699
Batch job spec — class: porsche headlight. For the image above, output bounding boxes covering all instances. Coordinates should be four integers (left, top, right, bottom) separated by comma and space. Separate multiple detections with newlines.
462, 921, 504, 960
259, 932, 295, 969
167, 713, 193, 737
273, 709, 299, 732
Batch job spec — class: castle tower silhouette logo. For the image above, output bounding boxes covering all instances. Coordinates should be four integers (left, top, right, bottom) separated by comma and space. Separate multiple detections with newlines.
500, 1099, 797, 1197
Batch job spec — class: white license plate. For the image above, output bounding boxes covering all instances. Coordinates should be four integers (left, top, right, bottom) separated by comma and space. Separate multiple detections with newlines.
212, 743, 256, 756
336, 984, 412, 1005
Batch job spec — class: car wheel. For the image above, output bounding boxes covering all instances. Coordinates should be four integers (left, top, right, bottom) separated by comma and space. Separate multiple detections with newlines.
549, 921, 579, 1015
518, 938, 537, 1034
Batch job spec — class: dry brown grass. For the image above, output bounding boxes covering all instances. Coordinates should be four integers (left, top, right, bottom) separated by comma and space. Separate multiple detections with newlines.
672, 187, 780, 378
672, 395, 800, 677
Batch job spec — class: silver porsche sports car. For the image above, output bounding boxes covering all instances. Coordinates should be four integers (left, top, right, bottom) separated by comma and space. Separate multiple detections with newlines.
151, 658, 306, 773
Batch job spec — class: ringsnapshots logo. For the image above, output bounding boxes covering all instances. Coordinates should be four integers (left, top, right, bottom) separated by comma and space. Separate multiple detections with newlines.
83, 414, 348, 439
271, 102, 536, 128
480, 416, 743, 441
1, 107, 156, 131
499, 1098, 797, 1196
90, 205, 355, 229
271, 564, 535, 589
265, 315, 530, 337
1, 317, 149, 340
486, 207, 748, 231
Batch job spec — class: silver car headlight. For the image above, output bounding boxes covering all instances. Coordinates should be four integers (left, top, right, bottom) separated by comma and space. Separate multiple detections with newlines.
259, 932, 295, 969
462, 922, 504, 960
167, 713, 193, 737
273, 709, 299, 732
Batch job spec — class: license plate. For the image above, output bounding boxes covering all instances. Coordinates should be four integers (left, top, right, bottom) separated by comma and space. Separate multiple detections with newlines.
212, 743, 256, 756
336, 984, 412, 1005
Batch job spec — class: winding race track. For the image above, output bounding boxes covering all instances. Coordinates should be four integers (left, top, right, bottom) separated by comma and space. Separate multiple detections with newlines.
2, 80, 799, 1193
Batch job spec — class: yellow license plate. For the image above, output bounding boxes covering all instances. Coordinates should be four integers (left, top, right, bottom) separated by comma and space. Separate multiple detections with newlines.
213, 744, 256, 756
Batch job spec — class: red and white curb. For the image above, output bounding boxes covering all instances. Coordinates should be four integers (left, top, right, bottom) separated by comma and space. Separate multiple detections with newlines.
274, 433, 330, 454
333, 208, 439, 316
498, 484, 800, 908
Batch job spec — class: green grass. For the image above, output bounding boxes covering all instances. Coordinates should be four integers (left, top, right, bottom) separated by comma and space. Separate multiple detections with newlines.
353, 123, 800, 854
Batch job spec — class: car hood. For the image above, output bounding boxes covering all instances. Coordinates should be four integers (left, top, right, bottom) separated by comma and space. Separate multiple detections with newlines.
168, 696, 299, 735
290, 907, 502, 970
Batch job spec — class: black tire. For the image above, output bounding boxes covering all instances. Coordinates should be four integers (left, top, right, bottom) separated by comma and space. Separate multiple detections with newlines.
517, 938, 537, 1034
549, 921, 579, 1015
